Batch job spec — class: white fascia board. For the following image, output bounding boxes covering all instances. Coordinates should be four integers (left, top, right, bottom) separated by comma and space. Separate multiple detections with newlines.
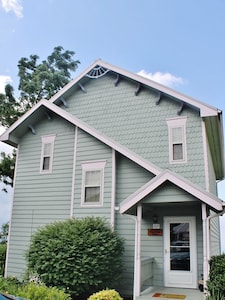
120, 170, 223, 214
0, 99, 47, 143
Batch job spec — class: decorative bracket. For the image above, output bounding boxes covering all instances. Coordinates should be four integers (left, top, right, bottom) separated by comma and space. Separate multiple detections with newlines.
45, 111, 52, 120
28, 125, 36, 135
59, 97, 68, 108
177, 101, 184, 115
155, 92, 162, 105
114, 74, 120, 86
135, 83, 141, 96
78, 83, 86, 93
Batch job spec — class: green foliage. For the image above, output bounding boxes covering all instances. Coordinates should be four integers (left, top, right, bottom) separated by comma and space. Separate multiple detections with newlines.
207, 254, 225, 299
0, 222, 9, 244
16, 282, 71, 300
26, 217, 124, 297
0, 84, 23, 127
0, 223, 9, 276
88, 289, 123, 300
0, 244, 7, 276
0, 276, 22, 296
0, 151, 16, 191
18, 46, 80, 108
0, 277, 71, 300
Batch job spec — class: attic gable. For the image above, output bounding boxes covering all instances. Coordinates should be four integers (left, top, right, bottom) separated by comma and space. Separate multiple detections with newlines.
48, 60, 224, 180
50, 59, 221, 118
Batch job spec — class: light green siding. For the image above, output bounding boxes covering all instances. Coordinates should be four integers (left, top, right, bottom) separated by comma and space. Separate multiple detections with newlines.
72, 128, 113, 222
7, 116, 75, 278
64, 74, 206, 188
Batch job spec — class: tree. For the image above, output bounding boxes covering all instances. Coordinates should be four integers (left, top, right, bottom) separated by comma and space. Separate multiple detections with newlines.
0, 46, 80, 191
0, 222, 9, 276
18, 46, 80, 109
26, 217, 124, 298
0, 150, 16, 191
0, 84, 23, 128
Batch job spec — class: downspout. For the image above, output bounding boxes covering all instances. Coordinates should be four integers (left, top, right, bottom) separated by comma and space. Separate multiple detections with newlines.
201, 204, 208, 290
5, 145, 19, 277
124, 214, 138, 300
205, 204, 225, 285
70, 126, 78, 218
123, 204, 142, 300
111, 149, 116, 229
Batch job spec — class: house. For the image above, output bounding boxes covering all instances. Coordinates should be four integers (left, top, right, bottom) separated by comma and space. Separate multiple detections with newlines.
1, 60, 225, 299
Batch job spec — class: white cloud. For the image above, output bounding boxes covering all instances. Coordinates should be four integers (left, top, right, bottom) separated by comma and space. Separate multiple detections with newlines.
1, 0, 23, 18
137, 70, 184, 88
0, 75, 12, 94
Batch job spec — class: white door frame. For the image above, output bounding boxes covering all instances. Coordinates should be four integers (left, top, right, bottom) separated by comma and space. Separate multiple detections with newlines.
164, 216, 197, 288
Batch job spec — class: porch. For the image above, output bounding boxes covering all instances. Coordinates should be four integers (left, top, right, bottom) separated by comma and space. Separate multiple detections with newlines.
136, 257, 205, 300
136, 286, 204, 300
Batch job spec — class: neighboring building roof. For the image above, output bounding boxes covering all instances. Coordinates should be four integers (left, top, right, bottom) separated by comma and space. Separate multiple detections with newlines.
120, 169, 224, 213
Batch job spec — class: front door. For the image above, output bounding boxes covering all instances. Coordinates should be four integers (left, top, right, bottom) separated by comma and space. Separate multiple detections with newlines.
164, 216, 197, 288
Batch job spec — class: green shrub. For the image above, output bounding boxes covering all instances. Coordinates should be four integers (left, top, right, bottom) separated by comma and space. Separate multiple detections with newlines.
26, 217, 124, 297
17, 282, 71, 300
0, 277, 71, 300
0, 276, 21, 295
0, 243, 7, 276
88, 289, 123, 300
207, 254, 225, 298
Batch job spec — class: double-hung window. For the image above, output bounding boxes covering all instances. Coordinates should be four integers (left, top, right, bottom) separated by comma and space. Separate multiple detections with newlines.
40, 135, 56, 173
81, 161, 106, 206
167, 117, 187, 163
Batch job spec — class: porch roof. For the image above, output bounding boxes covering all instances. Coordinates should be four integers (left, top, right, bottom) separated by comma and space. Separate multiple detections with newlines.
120, 169, 224, 213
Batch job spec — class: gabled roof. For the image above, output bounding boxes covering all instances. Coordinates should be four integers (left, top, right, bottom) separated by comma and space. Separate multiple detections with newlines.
0, 99, 161, 176
50, 59, 221, 118
48, 59, 224, 179
120, 169, 223, 213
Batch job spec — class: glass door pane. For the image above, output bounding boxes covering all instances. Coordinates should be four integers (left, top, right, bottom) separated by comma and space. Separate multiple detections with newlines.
170, 223, 190, 271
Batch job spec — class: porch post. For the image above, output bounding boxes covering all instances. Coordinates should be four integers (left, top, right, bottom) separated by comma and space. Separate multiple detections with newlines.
202, 203, 208, 289
136, 204, 142, 296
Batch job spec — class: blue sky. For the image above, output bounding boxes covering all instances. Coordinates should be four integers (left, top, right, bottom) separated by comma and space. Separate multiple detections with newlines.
0, 0, 225, 249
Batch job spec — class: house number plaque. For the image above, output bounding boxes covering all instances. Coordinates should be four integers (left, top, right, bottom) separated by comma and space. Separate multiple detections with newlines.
148, 229, 163, 236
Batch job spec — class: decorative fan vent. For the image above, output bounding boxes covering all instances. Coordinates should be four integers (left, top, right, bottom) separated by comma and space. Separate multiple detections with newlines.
86, 65, 109, 78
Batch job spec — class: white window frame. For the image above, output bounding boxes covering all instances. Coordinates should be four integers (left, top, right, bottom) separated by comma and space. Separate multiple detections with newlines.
40, 135, 56, 174
166, 117, 187, 164
81, 160, 106, 207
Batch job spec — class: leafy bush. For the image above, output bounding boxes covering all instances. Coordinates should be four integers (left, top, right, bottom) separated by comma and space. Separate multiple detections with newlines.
0, 243, 7, 276
0, 277, 71, 300
207, 254, 225, 298
0, 276, 21, 295
17, 282, 71, 300
88, 289, 123, 300
26, 217, 124, 297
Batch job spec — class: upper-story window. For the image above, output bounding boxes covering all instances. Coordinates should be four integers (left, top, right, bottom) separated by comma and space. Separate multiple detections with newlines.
166, 117, 187, 164
81, 161, 106, 206
40, 135, 56, 173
